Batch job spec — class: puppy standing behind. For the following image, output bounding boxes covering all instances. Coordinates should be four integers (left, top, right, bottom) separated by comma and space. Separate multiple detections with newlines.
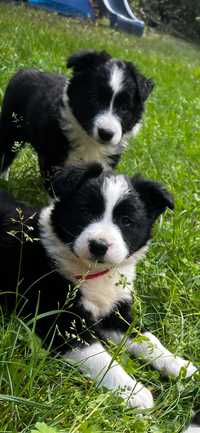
0, 50, 154, 183
0, 162, 196, 410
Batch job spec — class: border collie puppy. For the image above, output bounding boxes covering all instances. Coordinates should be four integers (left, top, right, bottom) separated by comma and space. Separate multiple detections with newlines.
0, 50, 154, 183
0, 163, 196, 409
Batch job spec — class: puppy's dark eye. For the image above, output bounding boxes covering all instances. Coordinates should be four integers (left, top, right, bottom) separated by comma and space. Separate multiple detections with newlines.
119, 216, 133, 227
120, 104, 128, 113
96, 85, 112, 106
79, 192, 104, 219
114, 92, 131, 112
81, 204, 100, 218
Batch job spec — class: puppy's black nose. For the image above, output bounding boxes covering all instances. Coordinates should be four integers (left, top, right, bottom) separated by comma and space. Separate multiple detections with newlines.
89, 239, 108, 258
98, 128, 114, 142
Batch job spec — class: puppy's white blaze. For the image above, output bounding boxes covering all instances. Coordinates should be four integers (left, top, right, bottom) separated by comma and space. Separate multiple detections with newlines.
102, 175, 130, 219
64, 342, 154, 409
93, 111, 122, 146
94, 64, 124, 146
109, 64, 124, 94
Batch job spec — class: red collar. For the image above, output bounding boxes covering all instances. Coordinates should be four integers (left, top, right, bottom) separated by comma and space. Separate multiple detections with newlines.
75, 268, 110, 281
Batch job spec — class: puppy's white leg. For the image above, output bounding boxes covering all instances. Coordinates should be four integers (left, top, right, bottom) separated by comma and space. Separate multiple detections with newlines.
127, 332, 197, 378
64, 342, 154, 409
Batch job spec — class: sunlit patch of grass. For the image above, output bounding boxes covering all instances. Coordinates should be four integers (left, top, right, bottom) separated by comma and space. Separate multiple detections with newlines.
0, 3, 200, 432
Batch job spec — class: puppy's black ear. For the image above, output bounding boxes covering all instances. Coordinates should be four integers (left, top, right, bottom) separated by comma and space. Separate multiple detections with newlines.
51, 162, 103, 199
126, 62, 154, 102
132, 174, 174, 221
67, 50, 110, 73
136, 73, 154, 102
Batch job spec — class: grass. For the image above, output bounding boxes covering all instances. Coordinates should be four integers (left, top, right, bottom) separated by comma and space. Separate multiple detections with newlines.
0, 3, 200, 432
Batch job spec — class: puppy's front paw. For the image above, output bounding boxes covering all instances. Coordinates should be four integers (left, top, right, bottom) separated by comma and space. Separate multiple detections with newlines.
121, 382, 154, 409
162, 356, 197, 378
179, 359, 197, 378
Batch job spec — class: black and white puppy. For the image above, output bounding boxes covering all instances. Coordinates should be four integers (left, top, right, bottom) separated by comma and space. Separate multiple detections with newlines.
0, 163, 196, 409
0, 50, 154, 182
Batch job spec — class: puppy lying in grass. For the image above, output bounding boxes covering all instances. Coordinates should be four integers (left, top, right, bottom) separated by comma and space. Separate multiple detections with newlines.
0, 163, 196, 409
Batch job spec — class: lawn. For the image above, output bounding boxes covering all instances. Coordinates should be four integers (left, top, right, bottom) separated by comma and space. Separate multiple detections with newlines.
0, 3, 200, 433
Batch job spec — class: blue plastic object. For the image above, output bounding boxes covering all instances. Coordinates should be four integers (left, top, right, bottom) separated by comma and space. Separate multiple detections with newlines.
28, 0, 94, 19
97, 0, 144, 36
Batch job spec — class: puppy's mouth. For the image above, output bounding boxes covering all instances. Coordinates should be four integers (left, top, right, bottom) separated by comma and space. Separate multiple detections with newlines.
82, 255, 108, 266
91, 256, 106, 264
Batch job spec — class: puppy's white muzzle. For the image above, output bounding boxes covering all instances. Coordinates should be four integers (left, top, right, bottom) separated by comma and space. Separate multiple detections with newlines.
74, 221, 128, 266
93, 112, 122, 146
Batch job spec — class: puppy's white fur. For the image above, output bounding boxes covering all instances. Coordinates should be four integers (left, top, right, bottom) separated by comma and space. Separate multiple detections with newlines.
74, 175, 130, 266
130, 332, 197, 378
64, 342, 154, 409
60, 79, 141, 169
93, 64, 124, 146
39, 181, 146, 319
109, 63, 124, 94
93, 111, 122, 147
103, 330, 197, 378
39, 176, 197, 410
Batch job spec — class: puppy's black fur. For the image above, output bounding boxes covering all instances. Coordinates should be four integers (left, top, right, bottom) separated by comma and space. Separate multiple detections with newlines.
0, 50, 154, 184
0, 162, 172, 354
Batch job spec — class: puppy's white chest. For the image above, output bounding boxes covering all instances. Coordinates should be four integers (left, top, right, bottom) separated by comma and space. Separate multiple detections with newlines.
80, 267, 135, 319
65, 139, 110, 169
